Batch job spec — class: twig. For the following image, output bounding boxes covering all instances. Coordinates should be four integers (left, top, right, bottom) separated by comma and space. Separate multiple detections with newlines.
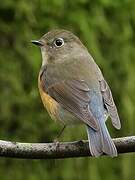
0, 136, 134, 159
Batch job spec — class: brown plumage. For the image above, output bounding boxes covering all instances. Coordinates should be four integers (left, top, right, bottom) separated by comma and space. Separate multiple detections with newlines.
32, 29, 121, 157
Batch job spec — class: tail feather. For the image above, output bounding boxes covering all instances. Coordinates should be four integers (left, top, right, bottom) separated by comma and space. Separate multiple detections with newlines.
86, 123, 117, 157
101, 125, 117, 157
86, 126, 102, 157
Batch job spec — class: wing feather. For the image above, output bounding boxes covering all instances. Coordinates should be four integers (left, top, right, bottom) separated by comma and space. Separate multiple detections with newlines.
99, 79, 121, 129
46, 80, 99, 131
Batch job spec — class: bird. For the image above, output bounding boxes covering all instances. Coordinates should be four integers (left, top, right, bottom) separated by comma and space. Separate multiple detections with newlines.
31, 29, 121, 157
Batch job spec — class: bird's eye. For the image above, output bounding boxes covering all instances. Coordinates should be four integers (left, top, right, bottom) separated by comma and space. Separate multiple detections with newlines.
54, 38, 64, 47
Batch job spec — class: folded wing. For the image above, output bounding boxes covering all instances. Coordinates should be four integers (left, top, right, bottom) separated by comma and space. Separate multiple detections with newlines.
44, 79, 99, 131
99, 79, 121, 129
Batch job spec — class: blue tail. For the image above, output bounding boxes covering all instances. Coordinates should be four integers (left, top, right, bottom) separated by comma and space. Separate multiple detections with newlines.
86, 122, 117, 157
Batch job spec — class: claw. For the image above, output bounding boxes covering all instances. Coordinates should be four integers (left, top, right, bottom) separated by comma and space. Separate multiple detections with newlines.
53, 139, 60, 149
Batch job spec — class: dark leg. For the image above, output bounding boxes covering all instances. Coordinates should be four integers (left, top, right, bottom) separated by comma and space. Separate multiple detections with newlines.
56, 125, 66, 139
53, 125, 66, 143
53, 125, 66, 149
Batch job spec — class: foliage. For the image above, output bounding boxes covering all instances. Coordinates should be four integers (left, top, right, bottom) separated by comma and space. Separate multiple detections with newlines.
0, 0, 135, 179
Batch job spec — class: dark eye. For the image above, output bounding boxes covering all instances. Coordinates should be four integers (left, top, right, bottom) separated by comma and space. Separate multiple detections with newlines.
54, 38, 64, 47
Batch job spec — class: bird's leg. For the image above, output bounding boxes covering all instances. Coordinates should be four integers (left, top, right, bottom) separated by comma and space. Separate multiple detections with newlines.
56, 125, 66, 139
53, 125, 66, 148
54, 125, 66, 142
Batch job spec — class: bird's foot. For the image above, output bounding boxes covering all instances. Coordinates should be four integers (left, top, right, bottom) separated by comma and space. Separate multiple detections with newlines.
53, 139, 60, 149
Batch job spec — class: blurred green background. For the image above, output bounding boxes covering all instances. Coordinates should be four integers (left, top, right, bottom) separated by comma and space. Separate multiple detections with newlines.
0, 0, 135, 179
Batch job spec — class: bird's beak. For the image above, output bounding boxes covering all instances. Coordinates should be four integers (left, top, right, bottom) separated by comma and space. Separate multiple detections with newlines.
31, 40, 44, 47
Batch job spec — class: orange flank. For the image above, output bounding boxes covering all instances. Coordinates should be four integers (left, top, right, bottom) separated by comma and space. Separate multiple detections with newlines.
38, 76, 60, 122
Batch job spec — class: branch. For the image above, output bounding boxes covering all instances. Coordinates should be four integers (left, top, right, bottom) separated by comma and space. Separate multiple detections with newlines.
0, 136, 134, 159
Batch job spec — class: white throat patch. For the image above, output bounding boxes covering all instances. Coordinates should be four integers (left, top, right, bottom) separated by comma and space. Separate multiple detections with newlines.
41, 47, 48, 66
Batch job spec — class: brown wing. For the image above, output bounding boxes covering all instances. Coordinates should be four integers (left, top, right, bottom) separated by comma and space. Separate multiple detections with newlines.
99, 79, 121, 129
45, 80, 99, 131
